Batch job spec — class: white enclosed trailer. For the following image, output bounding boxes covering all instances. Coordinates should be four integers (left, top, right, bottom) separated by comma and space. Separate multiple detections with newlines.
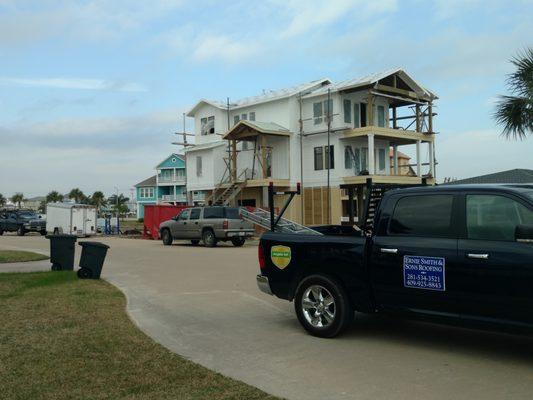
46, 203, 97, 237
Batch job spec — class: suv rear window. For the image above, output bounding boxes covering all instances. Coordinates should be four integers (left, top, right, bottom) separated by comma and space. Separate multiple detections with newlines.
225, 207, 241, 219
203, 207, 225, 219
389, 195, 454, 238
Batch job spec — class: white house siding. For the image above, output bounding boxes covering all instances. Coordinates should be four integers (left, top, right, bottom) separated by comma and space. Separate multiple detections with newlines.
193, 106, 227, 145
186, 144, 227, 191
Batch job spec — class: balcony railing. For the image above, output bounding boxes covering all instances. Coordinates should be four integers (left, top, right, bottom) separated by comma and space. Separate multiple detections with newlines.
160, 194, 187, 202
192, 192, 206, 201
158, 175, 186, 183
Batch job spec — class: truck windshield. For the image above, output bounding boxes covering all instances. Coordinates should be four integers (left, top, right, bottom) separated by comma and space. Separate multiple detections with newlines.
19, 212, 36, 218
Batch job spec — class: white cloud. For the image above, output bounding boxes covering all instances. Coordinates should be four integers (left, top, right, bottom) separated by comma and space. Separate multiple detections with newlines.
192, 35, 256, 63
0, 77, 146, 92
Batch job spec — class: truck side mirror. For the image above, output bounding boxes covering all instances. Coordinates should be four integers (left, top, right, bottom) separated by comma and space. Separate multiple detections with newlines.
516, 224, 533, 244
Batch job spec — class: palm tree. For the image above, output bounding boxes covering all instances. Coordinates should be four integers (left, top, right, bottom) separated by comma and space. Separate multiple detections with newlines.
68, 188, 87, 204
0, 194, 6, 208
10, 193, 25, 208
46, 190, 64, 203
494, 48, 533, 139
108, 194, 130, 216
89, 191, 107, 215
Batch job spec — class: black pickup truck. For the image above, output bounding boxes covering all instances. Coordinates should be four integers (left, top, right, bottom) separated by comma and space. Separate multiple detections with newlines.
0, 209, 47, 236
256, 184, 533, 338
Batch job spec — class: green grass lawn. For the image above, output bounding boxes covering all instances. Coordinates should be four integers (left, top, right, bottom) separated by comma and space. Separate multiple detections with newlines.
0, 250, 49, 263
0, 272, 279, 400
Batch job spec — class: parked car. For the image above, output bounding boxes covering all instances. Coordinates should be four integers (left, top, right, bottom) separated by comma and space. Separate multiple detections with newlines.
0, 209, 46, 236
256, 184, 533, 338
159, 206, 255, 247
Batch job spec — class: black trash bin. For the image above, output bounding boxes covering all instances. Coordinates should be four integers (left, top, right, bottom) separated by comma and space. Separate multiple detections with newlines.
77, 242, 110, 279
45, 234, 77, 271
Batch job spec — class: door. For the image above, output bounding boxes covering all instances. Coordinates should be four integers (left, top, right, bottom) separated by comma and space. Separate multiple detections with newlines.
370, 193, 461, 315
188, 208, 202, 239
72, 208, 83, 235
456, 193, 533, 324
171, 209, 190, 238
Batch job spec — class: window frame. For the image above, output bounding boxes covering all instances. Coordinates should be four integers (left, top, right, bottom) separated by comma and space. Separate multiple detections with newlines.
325, 145, 334, 170
314, 146, 324, 170
189, 208, 201, 220
249, 112, 256, 121
462, 192, 533, 242
386, 193, 458, 239
343, 99, 352, 124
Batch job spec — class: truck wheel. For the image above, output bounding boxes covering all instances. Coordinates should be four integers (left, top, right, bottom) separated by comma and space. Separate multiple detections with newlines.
231, 237, 245, 247
294, 275, 353, 338
202, 229, 217, 247
40, 230, 47, 236
161, 229, 173, 246
17, 226, 25, 236
191, 239, 200, 246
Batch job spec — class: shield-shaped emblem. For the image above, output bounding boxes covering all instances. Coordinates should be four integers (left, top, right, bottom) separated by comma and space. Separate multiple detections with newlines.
271, 245, 291, 269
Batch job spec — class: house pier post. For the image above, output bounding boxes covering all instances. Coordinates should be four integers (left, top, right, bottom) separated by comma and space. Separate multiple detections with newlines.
368, 133, 375, 175
393, 145, 398, 175
429, 141, 435, 178
416, 140, 421, 177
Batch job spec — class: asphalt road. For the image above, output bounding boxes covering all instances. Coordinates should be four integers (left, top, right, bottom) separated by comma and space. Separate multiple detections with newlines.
2, 234, 533, 400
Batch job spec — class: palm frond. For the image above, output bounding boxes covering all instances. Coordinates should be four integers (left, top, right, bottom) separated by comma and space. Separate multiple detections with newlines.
494, 95, 533, 140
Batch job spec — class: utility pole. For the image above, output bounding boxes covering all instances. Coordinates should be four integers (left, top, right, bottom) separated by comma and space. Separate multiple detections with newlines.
326, 88, 331, 225
298, 92, 304, 224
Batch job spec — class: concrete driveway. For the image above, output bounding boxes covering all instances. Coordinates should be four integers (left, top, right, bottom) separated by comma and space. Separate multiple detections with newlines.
2, 234, 533, 400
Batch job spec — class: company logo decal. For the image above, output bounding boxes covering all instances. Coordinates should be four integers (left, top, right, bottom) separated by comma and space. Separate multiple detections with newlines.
271, 245, 291, 269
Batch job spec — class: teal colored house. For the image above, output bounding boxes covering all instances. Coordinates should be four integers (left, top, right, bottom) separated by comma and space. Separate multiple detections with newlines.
134, 153, 187, 218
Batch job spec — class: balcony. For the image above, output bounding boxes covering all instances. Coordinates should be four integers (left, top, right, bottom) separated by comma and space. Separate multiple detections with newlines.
160, 194, 187, 203
158, 175, 186, 185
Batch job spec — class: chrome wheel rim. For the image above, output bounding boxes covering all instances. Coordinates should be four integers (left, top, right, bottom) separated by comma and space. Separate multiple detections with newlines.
301, 285, 336, 328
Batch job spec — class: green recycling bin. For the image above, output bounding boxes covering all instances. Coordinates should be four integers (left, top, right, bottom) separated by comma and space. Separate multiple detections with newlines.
77, 242, 110, 279
45, 234, 77, 271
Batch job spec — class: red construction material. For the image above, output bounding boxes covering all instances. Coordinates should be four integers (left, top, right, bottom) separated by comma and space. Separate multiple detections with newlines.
143, 204, 189, 240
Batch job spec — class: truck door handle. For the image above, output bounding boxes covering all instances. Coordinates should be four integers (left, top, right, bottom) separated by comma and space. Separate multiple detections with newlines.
467, 253, 489, 259
380, 248, 398, 254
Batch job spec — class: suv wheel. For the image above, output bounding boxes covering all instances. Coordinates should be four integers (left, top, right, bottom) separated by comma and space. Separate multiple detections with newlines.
231, 237, 245, 247
161, 229, 173, 246
202, 229, 217, 247
17, 226, 25, 236
294, 274, 353, 338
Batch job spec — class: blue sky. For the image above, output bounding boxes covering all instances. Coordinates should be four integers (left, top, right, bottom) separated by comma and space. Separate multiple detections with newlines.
0, 0, 532, 198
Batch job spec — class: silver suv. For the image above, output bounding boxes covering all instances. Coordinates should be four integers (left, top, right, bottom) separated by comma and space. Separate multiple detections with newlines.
159, 206, 255, 247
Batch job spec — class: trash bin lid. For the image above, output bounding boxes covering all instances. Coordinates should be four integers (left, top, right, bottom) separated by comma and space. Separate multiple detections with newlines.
78, 241, 110, 249
45, 234, 78, 240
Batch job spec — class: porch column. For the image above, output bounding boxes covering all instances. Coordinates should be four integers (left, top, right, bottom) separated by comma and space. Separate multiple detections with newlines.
231, 139, 237, 182
428, 141, 435, 177
393, 145, 398, 175
348, 187, 355, 224
431, 141, 437, 179
368, 133, 375, 175
173, 185, 176, 201
416, 140, 421, 177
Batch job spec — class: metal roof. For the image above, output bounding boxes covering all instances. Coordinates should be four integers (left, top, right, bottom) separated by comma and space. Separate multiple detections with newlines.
445, 169, 533, 185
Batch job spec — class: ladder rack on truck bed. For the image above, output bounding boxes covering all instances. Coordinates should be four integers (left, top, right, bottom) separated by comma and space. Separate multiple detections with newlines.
240, 182, 323, 236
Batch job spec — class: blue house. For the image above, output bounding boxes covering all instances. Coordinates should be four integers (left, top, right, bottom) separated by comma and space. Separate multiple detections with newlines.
134, 153, 187, 218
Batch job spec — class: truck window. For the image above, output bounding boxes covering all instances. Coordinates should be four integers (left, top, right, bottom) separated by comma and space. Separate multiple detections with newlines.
203, 207, 224, 219
178, 210, 190, 221
225, 207, 241, 219
389, 195, 454, 237
466, 195, 533, 241
189, 208, 201, 220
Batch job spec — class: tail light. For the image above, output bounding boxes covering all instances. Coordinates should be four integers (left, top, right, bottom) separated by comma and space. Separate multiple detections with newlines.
258, 244, 266, 269
222, 219, 228, 230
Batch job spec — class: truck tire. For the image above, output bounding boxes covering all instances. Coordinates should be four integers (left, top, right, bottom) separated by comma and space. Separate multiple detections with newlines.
294, 274, 354, 338
17, 226, 25, 236
161, 229, 173, 246
231, 237, 245, 247
202, 229, 217, 247
40, 230, 47, 236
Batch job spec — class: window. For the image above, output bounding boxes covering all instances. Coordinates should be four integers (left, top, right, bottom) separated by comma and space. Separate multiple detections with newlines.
361, 147, 368, 171
204, 207, 224, 219
325, 145, 334, 169
241, 113, 247, 121
233, 115, 240, 125
178, 209, 190, 220
360, 103, 367, 127
189, 208, 201, 220
249, 112, 256, 121
377, 105, 385, 127
314, 146, 323, 170
140, 187, 154, 198
353, 103, 360, 128
242, 141, 249, 150
344, 146, 353, 169
378, 148, 386, 171
354, 148, 361, 174
389, 195, 454, 237
466, 195, 533, 241
201, 116, 215, 135
343, 99, 351, 123
313, 102, 323, 125
225, 207, 241, 219
196, 156, 202, 177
